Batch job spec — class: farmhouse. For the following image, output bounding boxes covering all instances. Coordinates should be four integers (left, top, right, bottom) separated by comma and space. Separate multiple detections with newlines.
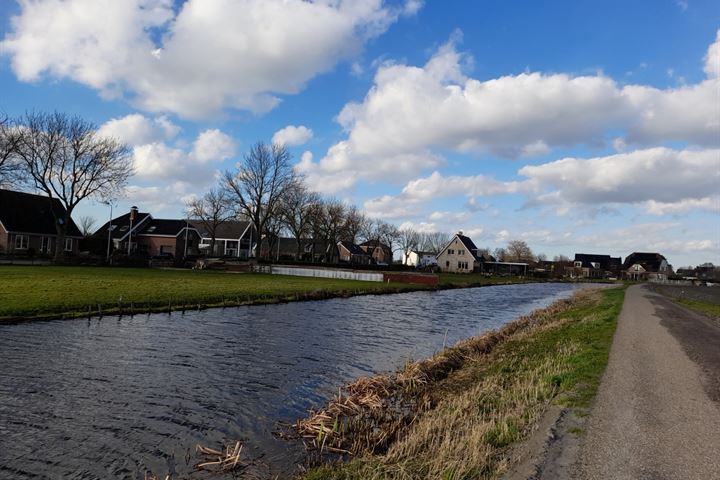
622, 252, 670, 281
0, 188, 82, 256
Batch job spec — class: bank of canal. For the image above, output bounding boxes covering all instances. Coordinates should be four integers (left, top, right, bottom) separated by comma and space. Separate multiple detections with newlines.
0, 283, 601, 479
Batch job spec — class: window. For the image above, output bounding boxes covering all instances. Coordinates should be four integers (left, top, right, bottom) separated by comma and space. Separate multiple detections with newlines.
574, 261, 582, 268
458, 261, 468, 270
146, 226, 156, 233
458, 249, 465, 255
14, 235, 28, 250
64, 238, 73, 252
41, 237, 50, 253
119, 225, 129, 232
446, 261, 450, 267
448, 249, 455, 255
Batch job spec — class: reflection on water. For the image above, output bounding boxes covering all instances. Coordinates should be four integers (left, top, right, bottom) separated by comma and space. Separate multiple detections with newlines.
0, 283, 595, 479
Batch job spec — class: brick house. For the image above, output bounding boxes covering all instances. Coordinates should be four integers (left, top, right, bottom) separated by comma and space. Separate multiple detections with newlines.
566, 253, 622, 278
337, 240, 372, 265
359, 239, 393, 265
93, 206, 200, 258
0, 188, 82, 256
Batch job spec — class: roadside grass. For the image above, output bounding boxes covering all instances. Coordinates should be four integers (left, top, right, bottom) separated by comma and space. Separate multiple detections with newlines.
674, 297, 720, 319
300, 286, 625, 480
0, 266, 424, 320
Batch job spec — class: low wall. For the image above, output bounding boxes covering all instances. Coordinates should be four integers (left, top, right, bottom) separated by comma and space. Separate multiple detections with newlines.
270, 265, 384, 282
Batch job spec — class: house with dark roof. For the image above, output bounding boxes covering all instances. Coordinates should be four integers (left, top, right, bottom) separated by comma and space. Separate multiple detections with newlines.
93, 206, 200, 258
622, 252, 670, 281
436, 232, 529, 275
567, 253, 622, 278
436, 232, 481, 273
337, 240, 372, 265
359, 239, 393, 265
0, 188, 82, 256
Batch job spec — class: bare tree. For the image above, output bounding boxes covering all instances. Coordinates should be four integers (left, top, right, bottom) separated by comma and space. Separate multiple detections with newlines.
493, 247, 506, 262
505, 239, 534, 263
421, 231, 451, 256
342, 205, 368, 244
186, 188, 233, 256
0, 115, 22, 188
361, 219, 399, 263
223, 142, 297, 254
398, 228, 421, 264
278, 182, 321, 259
309, 198, 347, 263
13, 112, 132, 261
553, 254, 570, 262
79, 216, 97, 237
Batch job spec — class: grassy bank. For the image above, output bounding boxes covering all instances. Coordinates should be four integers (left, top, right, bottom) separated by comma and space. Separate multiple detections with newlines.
674, 297, 720, 319
438, 273, 532, 287
0, 266, 425, 321
298, 286, 625, 479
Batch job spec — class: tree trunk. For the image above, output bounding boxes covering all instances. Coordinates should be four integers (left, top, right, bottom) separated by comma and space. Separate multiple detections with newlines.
53, 213, 70, 263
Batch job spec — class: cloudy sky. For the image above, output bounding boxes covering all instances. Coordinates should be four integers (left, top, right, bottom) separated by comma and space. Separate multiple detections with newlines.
0, 0, 718, 267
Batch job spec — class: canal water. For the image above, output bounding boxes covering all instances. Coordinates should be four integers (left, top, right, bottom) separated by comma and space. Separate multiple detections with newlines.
0, 283, 597, 479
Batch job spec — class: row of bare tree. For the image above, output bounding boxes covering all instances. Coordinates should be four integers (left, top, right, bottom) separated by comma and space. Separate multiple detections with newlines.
0, 112, 133, 261
185, 141, 459, 262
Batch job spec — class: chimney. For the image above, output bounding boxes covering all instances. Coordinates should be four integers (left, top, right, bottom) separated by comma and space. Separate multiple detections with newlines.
130, 206, 138, 222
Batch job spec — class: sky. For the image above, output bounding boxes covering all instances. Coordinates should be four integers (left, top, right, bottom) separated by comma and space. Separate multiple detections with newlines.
0, 0, 718, 267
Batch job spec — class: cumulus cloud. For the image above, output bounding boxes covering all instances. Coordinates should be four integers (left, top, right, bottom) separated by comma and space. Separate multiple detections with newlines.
191, 129, 236, 163
301, 31, 719, 192
519, 147, 719, 207
704, 30, 720, 78
97, 114, 179, 146
272, 125, 313, 146
1, 0, 421, 118
644, 196, 720, 216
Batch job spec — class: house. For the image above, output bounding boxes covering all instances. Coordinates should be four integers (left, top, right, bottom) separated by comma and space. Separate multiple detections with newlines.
622, 252, 670, 281
337, 240, 372, 265
193, 220, 256, 258
359, 240, 393, 265
566, 253, 622, 278
0, 188, 82, 256
404, 250, 438, 268
436, 232, 529, 275
136, 218, 201, 258
436, 232, 482, 273
93, 206, 200, 258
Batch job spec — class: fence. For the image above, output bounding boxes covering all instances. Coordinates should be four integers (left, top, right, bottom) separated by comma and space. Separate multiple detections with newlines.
266, 265, 384, 282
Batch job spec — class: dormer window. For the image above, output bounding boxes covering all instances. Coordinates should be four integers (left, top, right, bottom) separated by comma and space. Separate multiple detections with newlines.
574, 261, 582, 268
119, 225, 129, 232
146, 226, 156, 233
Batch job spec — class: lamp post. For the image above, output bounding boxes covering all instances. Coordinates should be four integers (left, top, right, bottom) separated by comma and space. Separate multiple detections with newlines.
128, 206, 137, 255
102, 201, 114, 263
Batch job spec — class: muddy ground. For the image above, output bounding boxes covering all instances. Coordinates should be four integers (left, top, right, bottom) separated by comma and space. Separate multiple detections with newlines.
651, 284, 720, 305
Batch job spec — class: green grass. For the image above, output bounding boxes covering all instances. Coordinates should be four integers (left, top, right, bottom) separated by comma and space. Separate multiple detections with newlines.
675, 297, 720, 319
300, 286, 626, 479
0, 265, 424, 320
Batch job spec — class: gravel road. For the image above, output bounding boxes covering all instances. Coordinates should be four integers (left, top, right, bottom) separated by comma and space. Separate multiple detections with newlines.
576, 284, 720, 480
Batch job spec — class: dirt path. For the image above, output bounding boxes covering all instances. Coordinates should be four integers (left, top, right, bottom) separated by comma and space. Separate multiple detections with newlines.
575, 284, 720, 479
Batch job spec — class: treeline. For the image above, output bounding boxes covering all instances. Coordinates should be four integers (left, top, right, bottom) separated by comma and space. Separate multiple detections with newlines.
186, 141, 455, 262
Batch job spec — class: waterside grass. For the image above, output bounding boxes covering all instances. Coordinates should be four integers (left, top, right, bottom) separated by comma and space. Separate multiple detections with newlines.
0, 265, 425, 321
298, 286, 626, 480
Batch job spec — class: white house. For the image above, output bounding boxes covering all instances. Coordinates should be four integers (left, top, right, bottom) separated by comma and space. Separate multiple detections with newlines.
404, 250, 437, 268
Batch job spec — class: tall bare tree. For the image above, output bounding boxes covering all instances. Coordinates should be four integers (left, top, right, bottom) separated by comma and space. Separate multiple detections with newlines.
398, 228, 421, 264
505, 239, 534, 263
278, 182, 320, 259
78, 216, 97, 237
13, 112, 132, 261
223, 142, 296, 253
421, 231, 451, 256
186, 188, 233, 256
0, 115, 22, 188
309, 198, 347, 263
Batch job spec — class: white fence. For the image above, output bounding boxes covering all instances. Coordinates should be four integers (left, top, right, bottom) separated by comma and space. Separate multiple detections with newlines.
269, 265, 384, 282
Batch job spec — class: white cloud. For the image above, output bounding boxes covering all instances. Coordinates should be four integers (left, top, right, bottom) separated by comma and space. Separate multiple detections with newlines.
401, 171, 530, 200
272, 125, 313, 146
704, 30, 720, 78
97, 113, 179, 146
125, 181, 194, 213
644, 196, 720, 215
1, 0, 421, 118
191, 129, 236, 163
519, 147, 719, 207
300, 31, 719, 192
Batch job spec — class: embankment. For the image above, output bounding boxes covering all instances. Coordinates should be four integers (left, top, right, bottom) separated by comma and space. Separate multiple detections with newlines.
295, 286, 626, 479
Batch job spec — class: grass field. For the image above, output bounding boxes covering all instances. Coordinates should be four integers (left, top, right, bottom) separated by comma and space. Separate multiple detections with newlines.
0, 266, 423, 320
301, 286, 625, 479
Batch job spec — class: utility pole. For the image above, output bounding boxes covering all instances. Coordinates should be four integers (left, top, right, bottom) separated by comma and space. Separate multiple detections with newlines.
104, 201, 113, 262
184, 218, 189, 259
127, 206, 137, 255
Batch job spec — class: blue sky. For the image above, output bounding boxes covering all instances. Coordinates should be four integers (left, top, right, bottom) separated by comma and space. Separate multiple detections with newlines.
0, 0, 718, 267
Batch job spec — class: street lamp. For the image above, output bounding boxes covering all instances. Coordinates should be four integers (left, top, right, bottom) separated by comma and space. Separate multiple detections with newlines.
102, 200, 114, 263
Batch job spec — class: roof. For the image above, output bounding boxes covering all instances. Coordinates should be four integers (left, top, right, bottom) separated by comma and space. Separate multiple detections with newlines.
623, 252, 667, 272
191, 220, 254, 239
94, 211, 151, 240
138, 219, 198, 237
0, 188, 82, 237
338, 240, 368, 256
360, 239, 391, 251
456, 234, 479, 253
574, 253, 622, 270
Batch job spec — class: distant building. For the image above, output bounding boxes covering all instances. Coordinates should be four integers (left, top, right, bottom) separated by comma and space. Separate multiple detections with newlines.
337, 240, 372, 265
567, 253, 622, 278
404, 250, 438, 268
622, 252, 670, 281
359, 240, 393, 265
0, 188, 82, 256
436, 232, 528, 275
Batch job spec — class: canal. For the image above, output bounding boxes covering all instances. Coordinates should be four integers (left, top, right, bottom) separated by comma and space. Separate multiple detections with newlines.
0, 283, 596, 479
